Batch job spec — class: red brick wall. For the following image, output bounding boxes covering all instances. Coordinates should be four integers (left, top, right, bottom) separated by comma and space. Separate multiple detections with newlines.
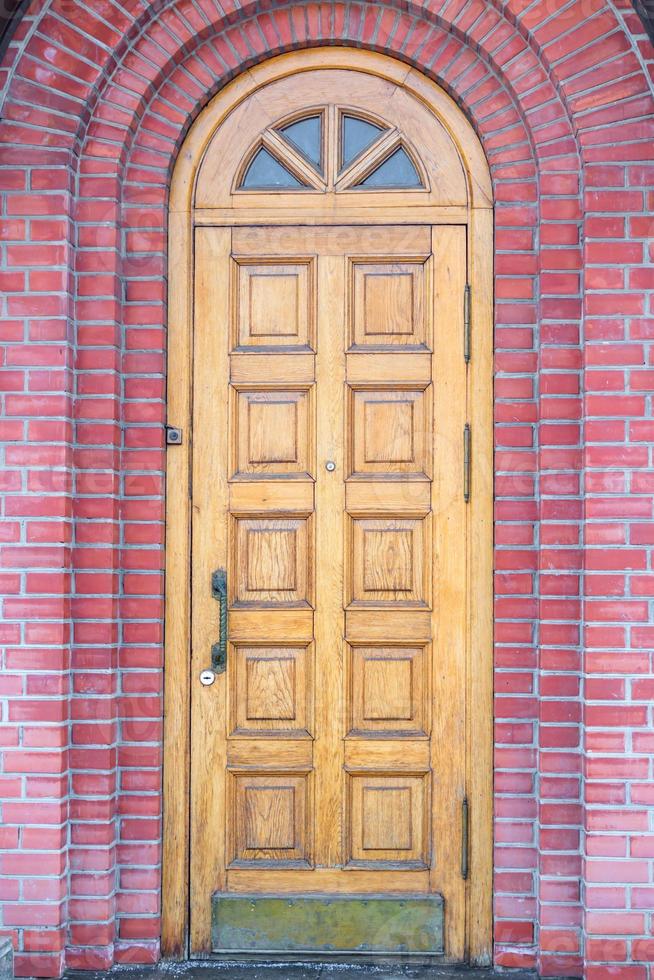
0, 1, 652, 978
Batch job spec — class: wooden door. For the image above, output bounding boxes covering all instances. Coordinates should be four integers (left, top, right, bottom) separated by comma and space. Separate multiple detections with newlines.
190, 221, 469, 957
164, 52, 493, 965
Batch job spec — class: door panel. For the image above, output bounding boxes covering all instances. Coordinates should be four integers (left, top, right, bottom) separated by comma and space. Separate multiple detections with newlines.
190, 223, 468, 956
350, 258, 427, 348
234, 258, 315, 350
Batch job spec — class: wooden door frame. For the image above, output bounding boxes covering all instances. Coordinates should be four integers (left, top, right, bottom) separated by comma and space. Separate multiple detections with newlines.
162, 48, 493, 964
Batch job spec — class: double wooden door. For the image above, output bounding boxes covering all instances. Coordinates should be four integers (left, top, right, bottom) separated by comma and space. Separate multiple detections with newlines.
189, 220, 470, 957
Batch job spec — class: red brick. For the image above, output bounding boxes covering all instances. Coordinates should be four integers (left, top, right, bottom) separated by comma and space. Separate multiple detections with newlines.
0, 3, 652, 977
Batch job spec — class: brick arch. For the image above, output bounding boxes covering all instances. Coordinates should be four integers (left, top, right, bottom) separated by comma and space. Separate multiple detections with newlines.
1, 2, 652, 980
68, 7, 582, 976
89, 0, 579, 179
0, 0, 584, 153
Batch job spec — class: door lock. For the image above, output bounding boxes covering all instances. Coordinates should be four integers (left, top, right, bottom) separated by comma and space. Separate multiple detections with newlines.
199, 669, 216, 686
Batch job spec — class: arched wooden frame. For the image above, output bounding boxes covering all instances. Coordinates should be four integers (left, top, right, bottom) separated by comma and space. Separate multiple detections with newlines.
164, 48, 493, 964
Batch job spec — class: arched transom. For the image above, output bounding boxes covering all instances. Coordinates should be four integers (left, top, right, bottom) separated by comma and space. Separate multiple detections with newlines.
192, 66, 490, 210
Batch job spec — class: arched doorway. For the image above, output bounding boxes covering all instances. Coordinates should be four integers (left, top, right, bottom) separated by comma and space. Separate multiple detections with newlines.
164, 49, 493, 965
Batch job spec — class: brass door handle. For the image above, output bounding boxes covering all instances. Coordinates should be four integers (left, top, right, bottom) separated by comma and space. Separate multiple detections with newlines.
211, 568, 228, 674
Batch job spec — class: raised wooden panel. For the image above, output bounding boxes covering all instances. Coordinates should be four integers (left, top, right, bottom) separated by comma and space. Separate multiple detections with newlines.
348, 644, 428, 736
349, 385, 430, 479
229, 771, 311, 867
232, 386, 313, 478
231, 643, 312, 735
234, 259, 314, 350
347, 516, 430, 606
232, 516, 313, 606
350, 259, 428, 349
346, 773, 429, 868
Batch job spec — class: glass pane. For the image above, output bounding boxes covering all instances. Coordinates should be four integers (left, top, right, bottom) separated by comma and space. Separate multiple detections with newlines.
240, 147, 306, 189
356, 147, 422, 188
279, 116, 322, 170
341, 115, 385, 170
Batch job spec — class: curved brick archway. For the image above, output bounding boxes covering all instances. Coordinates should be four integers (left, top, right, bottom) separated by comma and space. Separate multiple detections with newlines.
0, 3, 652, 979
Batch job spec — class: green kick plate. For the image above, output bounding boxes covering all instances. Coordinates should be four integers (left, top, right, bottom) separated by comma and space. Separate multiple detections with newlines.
211, 893, 444, 957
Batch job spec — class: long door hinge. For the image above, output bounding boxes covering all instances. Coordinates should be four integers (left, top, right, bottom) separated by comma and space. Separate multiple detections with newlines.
463, 423, 471, 503
461, 797, 469, 879
463, 283, 471, 363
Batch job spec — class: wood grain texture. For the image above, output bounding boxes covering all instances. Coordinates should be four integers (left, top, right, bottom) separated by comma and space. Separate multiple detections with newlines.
161, 211, 192, 959
232, 515, 313, 606
348, 643, 429, 736
189, 227, 231, 953
467, 207, 494, 965
313, 251, 346, 870
431, 224, 468, 959
234, 259, 315, 350
196, 205, 471, 225
351, 259, 428, 349
232, 386, 313, 479
347, 773, 430, 868
349, 385, 431, 479
165, 48, 494, 962
231, 643, 312, 736
226, 868, 430, 894
195, 68, 469, 209
229, 771, 312, 867
169, 48, 492, 213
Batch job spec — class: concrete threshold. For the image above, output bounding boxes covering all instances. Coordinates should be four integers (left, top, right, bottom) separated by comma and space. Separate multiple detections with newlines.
66, 962, 539, 980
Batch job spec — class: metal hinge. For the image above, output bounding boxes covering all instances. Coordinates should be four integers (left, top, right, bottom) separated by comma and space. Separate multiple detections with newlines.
463, 283, 471, 363
463, 423, 471, 502
461, 797, 469, 879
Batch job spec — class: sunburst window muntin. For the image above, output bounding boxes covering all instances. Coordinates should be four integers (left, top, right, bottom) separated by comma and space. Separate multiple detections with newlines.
235, 105, 427, 193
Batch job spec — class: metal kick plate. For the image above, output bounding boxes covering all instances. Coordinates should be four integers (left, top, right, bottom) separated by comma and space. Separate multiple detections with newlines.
211, 893, 444, 956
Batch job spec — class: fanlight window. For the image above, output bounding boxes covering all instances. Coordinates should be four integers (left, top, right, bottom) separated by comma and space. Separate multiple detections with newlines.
341, 114, 385, 169
355, 147, 421, 188
237, 108, 425, 192
241, 147, 307, 189
279, 115, 323, 170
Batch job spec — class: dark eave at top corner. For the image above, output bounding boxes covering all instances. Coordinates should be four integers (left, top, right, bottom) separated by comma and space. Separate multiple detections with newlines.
0, 0, 30, 65
632, 0, 654, 44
